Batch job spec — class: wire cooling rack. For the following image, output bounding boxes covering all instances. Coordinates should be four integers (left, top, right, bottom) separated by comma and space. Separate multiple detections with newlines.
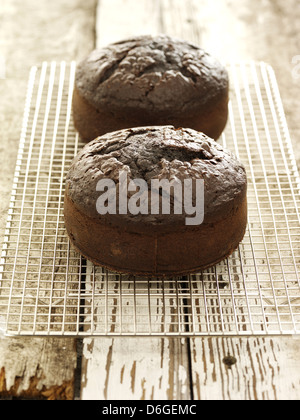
0, 61, 299, 337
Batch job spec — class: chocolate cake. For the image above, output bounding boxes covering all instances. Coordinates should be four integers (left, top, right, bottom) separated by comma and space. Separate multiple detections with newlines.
64, 126, 247, 277
73, 35, 229, 142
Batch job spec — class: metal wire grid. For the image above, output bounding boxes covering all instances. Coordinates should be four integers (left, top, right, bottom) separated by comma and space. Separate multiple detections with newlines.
0, 61, 299, 337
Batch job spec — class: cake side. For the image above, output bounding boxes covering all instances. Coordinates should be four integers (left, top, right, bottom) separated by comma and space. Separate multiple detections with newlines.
64, 193, 247, 276
72, 85, 229, 141
64, 126, 247, 276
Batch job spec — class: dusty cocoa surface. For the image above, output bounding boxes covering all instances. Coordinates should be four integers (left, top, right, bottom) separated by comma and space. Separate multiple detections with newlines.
75, 34, 228, 111
66, 125, 246, 224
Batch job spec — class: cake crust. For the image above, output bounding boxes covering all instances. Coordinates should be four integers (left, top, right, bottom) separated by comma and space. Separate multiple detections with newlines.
73, 35, 229, 142
64, 126, 247, 277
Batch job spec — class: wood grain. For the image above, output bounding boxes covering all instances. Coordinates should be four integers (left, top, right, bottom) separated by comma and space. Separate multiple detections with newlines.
96, 0, 162, 47
81, 337, 190, 400
78, 0, 300, 401
159, 0, 300, 401
191, 337, 300, 400
1, 0, 299, 401
0, 0, 97, 399
81, 1, 194, 400
0, 336, 77, 399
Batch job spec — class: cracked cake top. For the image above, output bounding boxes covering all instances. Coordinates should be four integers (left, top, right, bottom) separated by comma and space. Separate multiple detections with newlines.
75, 34, 229, 114
65, 126, 247, 228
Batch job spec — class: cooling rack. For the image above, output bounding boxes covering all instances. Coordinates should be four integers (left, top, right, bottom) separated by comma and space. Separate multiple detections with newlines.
0, 61, 299, 337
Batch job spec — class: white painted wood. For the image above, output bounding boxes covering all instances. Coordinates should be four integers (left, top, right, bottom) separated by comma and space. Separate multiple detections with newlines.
191, 337, 300, 400
96, 0, 162, 47
81, 337, 190, 400
80, 262, 191, 399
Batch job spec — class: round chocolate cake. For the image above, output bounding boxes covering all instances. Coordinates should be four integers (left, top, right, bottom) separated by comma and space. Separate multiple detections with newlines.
73, 35, 229, 142
64, 126, 247, 277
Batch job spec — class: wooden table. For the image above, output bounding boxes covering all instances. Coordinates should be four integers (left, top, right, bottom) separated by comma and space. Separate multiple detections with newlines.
0, 0, 299, 400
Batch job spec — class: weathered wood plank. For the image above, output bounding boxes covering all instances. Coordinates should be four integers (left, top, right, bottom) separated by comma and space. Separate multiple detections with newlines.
0, 0, 97, 399
159, 0, 300, 401
0, 336, 77, 400
81, 337, 190, 400
81, 0, 193, 400
160, 0, 202, 45
96, 0, 162, 47
81, 0, 300, 402
185, 0, 300, 163
80, 264, 192, 399
191, 337, 300, 400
